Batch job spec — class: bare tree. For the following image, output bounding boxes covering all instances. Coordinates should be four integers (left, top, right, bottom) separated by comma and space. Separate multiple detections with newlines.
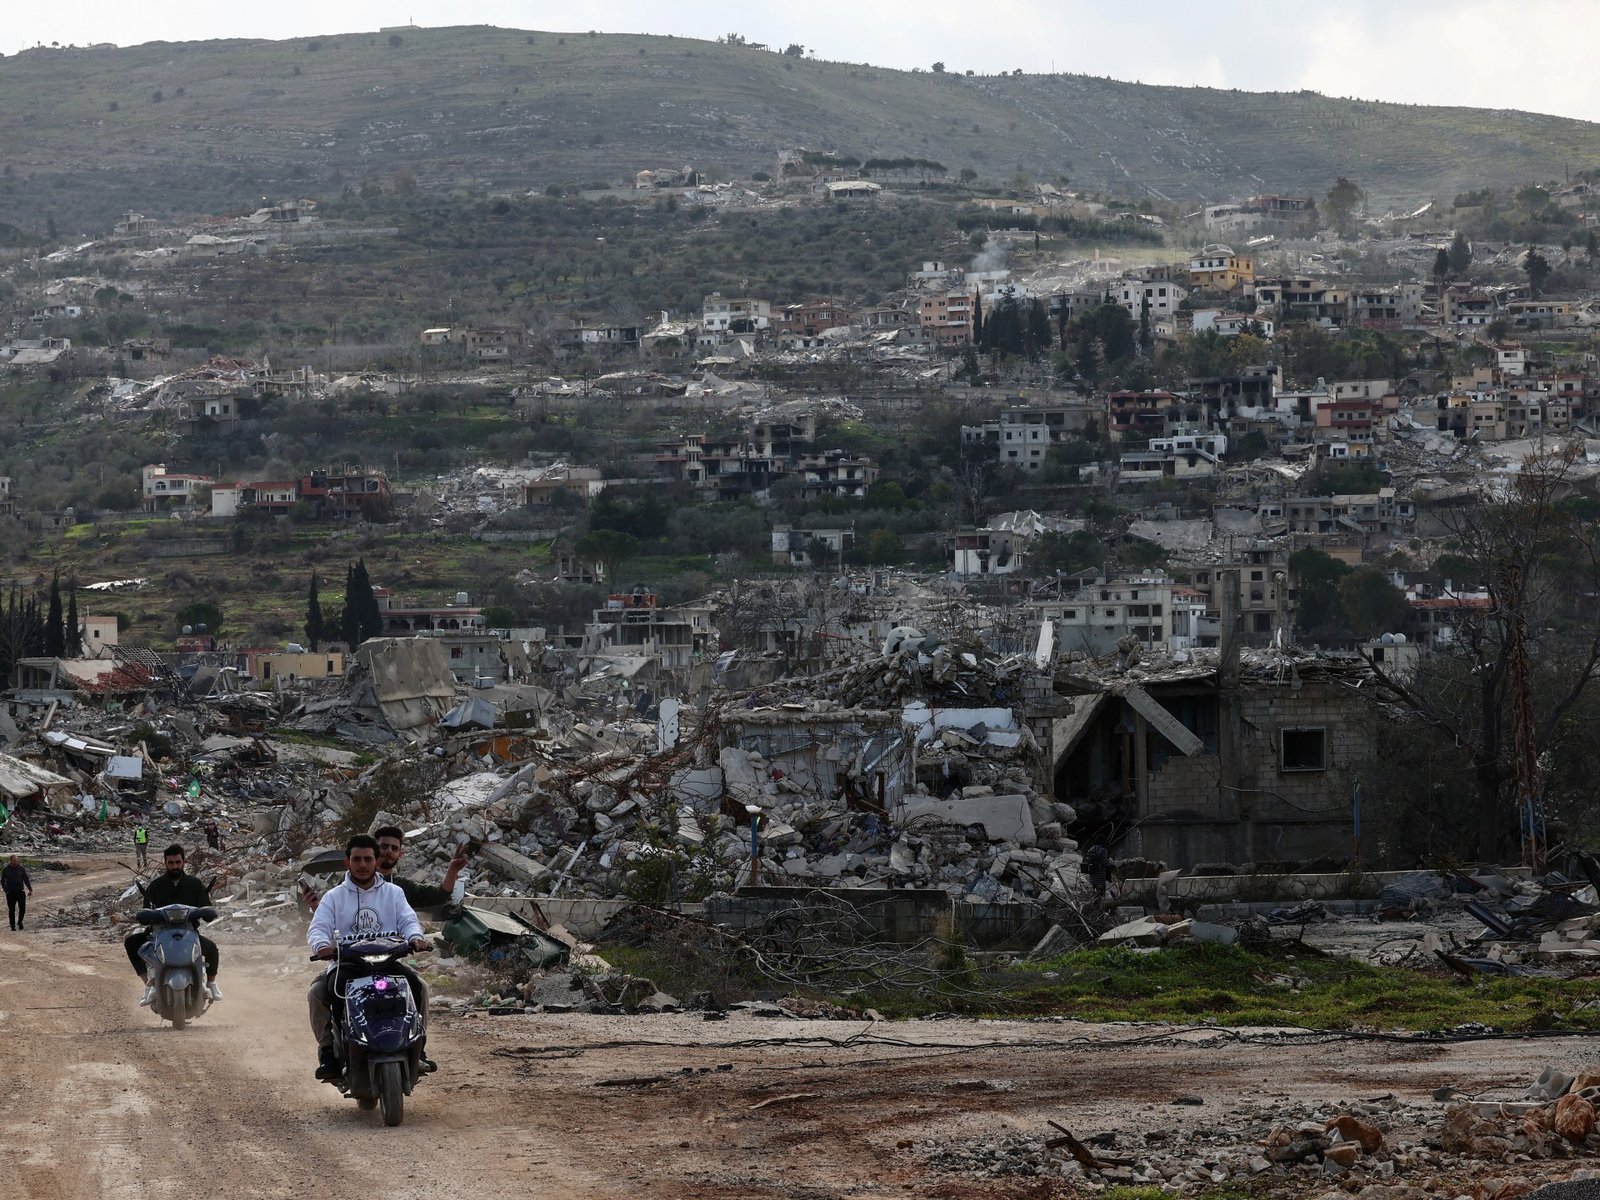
1364, 443, 1600, 862
954, 448, 992, 527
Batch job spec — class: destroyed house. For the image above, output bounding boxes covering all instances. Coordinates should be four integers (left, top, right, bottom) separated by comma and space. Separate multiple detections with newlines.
10, 657, 155, 706
373, 589, 485, 635
655, 433, 784, 499
296, 468, 390, 518
1187, 554, 1290, 644
1052, 657, 1374, 866
795, 451, 877, 500
585, 592, 706, 671
1107, 390, 1182, 440
719, 708, 912, 819
1284, 490, 1410, 536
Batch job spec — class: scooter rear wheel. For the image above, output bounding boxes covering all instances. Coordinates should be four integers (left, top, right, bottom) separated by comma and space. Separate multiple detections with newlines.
377, 1061, 404, 1127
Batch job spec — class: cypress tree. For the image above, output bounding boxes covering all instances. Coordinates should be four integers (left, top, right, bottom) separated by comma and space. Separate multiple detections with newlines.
357, 558, 384, 643
305, 572, 324, 651
65, 584, 80, 657
340, 563, 361, 649
45, 574, 64, 658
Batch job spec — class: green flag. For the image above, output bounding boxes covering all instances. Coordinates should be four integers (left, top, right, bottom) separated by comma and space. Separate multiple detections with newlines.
0, 798, 9, 828
98, 795, 109, 822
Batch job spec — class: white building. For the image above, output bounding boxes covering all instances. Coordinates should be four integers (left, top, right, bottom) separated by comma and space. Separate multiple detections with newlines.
80, 614, 119, 659
141, 464, 213, 511
1114, 280, 1187, 319
1192, 309, 1275, 339
701, 293, 772, 334
1031, 575, 1187, 655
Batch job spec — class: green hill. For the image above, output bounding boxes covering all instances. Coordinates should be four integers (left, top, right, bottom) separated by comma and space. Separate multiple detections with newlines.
2, 26, 1599, 232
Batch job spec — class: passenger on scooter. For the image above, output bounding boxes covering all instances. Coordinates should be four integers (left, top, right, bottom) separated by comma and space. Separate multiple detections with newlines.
306, 834, 430, 1081
373, 824, 469, 911
124, 844, 221, 1005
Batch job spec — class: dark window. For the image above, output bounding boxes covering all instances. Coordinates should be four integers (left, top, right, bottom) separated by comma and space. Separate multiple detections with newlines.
1281, 727, 1327, 772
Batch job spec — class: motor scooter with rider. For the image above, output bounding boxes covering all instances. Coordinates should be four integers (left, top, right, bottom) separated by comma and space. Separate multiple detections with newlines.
316, 937, 430, 1126
134, 902, 218, 1028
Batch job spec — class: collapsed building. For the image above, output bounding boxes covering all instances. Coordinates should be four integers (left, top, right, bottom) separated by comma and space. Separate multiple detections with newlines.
1054, 651, 1372, 864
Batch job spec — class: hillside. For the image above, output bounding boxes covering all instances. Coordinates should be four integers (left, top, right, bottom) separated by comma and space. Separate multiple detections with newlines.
2, 26, 1598, 233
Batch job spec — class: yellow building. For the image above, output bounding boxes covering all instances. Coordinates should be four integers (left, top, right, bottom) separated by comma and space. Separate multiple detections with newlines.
254, 650, 345, 686
1188, 244, 1255, 291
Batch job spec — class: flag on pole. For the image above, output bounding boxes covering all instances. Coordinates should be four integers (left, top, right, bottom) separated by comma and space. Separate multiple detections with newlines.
98, 794, 109, 822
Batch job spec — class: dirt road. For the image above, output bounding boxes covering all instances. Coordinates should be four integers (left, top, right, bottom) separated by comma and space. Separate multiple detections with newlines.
4, 860, 1597, 1198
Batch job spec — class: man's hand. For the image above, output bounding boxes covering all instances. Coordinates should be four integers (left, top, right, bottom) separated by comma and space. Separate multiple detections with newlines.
441, 845, 470, 893
299, 883, 319, 908
409, 936, 431, 953
313, 944, 335, 960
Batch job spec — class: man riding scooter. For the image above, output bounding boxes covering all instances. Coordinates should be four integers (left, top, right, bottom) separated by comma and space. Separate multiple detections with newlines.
306, 835, 432, 1080
124, 844, 221, 1005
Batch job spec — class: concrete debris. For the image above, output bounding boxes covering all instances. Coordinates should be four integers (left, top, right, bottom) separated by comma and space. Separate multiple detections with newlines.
919, 1063, 1600, 1192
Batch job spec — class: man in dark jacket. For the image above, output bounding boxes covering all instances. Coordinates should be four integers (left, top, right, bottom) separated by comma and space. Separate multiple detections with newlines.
124, 844, 221, 1004
375, 825, 468, 911
3, 854, 31, 930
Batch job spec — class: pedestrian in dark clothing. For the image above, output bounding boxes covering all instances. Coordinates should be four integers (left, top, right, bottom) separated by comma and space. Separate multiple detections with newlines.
3, 854, 32, 930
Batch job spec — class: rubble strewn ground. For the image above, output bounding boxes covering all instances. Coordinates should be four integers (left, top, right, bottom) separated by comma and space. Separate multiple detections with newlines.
7, 615, 1600, 1195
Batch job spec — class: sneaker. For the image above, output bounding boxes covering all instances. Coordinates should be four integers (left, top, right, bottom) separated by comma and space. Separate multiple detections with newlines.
206, 982, 222, 1002
315, 1049, 341, 1081
420, 1056, 438, 1074
139, 984, 156, 1007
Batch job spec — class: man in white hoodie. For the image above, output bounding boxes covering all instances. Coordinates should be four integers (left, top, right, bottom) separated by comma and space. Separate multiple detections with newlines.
307, 834, 429, 1080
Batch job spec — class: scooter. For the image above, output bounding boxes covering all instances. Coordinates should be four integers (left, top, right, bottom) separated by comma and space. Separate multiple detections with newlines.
316, 939, 431, 1127
135, 903, 217, 1029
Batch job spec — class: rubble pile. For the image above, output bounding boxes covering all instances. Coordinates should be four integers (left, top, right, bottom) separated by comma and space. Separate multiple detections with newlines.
1362, 866, 1600, 975
919, 1067, 1600, 1195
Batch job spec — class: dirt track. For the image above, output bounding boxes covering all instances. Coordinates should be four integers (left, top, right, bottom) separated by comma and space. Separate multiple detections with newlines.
4, 859, 1598, 1198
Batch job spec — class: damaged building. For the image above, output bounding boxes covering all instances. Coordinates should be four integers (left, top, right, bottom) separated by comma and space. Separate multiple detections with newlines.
1054, 652, 1372, 865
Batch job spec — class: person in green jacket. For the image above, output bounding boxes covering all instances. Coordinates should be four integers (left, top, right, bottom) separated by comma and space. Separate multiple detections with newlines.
124, 845, 221, 1005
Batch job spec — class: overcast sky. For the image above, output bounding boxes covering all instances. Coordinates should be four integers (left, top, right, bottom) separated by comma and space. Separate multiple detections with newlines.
6, 1, 1598, 123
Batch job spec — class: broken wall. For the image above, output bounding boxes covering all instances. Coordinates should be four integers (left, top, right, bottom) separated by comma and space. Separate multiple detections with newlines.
1132, 679, 1371, 865
723, 712, 910, 811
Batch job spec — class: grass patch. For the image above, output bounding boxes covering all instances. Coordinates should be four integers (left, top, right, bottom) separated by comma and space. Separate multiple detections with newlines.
596, 941, 770, 1005
855, 942, 1600, 1032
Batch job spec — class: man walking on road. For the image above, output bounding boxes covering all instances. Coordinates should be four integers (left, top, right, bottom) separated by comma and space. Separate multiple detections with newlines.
133, 824, 149, 869
3, 854, 32, 930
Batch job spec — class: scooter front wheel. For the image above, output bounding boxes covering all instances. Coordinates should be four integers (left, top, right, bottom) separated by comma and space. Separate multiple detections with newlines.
378, 1061, 404, 1126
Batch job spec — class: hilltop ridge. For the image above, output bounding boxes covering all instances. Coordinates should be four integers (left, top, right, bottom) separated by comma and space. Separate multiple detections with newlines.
1, 26, 1598, 231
